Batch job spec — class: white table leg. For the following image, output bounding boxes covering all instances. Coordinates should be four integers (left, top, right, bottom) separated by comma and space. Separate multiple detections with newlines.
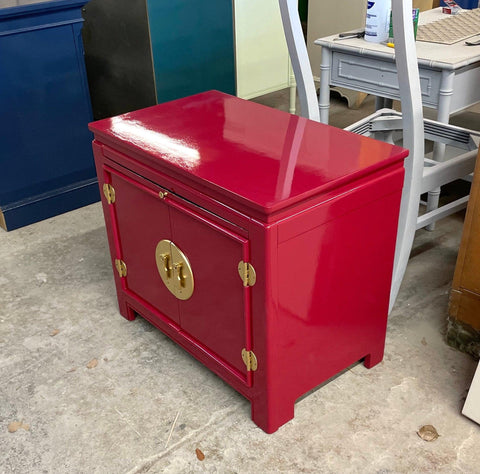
426, 69, 455, 231
319, 47, 332, 124
287, 57, 297, 114
289, 81, 297, 114
375, 97, 393, 110
375, 96, 385, 110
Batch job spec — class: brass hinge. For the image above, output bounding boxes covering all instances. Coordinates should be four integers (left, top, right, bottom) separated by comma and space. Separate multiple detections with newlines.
238, 261, 256, 287
242, 348, 258, 372
115, 259, 127, 277
103, 183, 116, 204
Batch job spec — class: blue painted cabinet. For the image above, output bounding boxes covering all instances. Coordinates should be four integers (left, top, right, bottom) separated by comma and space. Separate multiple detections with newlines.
0, 0, 99, 231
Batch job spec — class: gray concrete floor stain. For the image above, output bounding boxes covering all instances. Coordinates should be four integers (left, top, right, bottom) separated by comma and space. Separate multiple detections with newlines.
1, 93, 479, 473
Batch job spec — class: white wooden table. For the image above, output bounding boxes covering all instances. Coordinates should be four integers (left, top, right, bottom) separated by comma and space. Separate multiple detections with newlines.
315, 7, 480, 225
315, 8, 480, 126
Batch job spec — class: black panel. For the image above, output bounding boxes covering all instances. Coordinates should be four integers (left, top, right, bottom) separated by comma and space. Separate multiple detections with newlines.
82, 0, 156, 119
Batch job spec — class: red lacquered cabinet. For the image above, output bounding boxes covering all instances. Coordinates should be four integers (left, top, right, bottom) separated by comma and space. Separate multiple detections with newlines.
89, 91, 408, 433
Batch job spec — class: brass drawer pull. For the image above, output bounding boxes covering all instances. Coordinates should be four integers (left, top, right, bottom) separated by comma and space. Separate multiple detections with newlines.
160, 253, 172, 279
174, 262, 186, 288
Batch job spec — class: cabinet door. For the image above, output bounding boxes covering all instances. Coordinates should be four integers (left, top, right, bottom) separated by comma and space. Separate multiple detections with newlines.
168, 199, 253, 381
105, 167, 180, 325
450, 148, 480, 329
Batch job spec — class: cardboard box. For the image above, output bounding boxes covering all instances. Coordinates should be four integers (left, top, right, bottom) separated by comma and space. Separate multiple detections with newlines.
413, 0, 434, 11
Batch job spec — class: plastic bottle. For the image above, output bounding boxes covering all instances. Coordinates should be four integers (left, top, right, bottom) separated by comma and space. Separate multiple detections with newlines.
364, 0, 391, 43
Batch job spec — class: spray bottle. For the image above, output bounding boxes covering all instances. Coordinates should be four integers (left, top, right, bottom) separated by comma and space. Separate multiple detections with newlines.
364, 0, 391, 43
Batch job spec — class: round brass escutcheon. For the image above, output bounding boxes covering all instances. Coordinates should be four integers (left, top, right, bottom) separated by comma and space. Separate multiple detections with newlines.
155, 239, 194, 300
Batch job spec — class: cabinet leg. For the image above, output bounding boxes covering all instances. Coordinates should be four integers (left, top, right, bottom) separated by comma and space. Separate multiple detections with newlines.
364, 347, 385, 369
251, 393, 295, 434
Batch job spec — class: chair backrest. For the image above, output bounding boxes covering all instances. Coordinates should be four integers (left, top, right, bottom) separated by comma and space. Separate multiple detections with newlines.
388, 0, 425, 310
278, 0, 425, 311
278, 0, 320, 122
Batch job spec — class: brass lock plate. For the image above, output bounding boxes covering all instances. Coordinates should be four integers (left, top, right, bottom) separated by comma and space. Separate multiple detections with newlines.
155, 239, 194, 300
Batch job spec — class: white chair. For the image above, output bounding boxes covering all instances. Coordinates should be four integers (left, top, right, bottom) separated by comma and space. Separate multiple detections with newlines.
278, 0, 479, 311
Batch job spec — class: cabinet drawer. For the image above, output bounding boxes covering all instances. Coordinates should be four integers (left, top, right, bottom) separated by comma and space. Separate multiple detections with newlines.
331, 51, 441, 107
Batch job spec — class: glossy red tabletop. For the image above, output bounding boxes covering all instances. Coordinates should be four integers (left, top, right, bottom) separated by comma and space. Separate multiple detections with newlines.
89, 91, 408, 215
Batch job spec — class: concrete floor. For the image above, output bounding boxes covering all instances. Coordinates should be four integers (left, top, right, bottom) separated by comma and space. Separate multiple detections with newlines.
1, 93, 480, 473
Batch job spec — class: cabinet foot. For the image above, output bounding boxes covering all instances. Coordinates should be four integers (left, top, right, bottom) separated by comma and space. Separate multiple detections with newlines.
251, 394, 295, 434
119, 301, 136, 321
363, 349, 384, 369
